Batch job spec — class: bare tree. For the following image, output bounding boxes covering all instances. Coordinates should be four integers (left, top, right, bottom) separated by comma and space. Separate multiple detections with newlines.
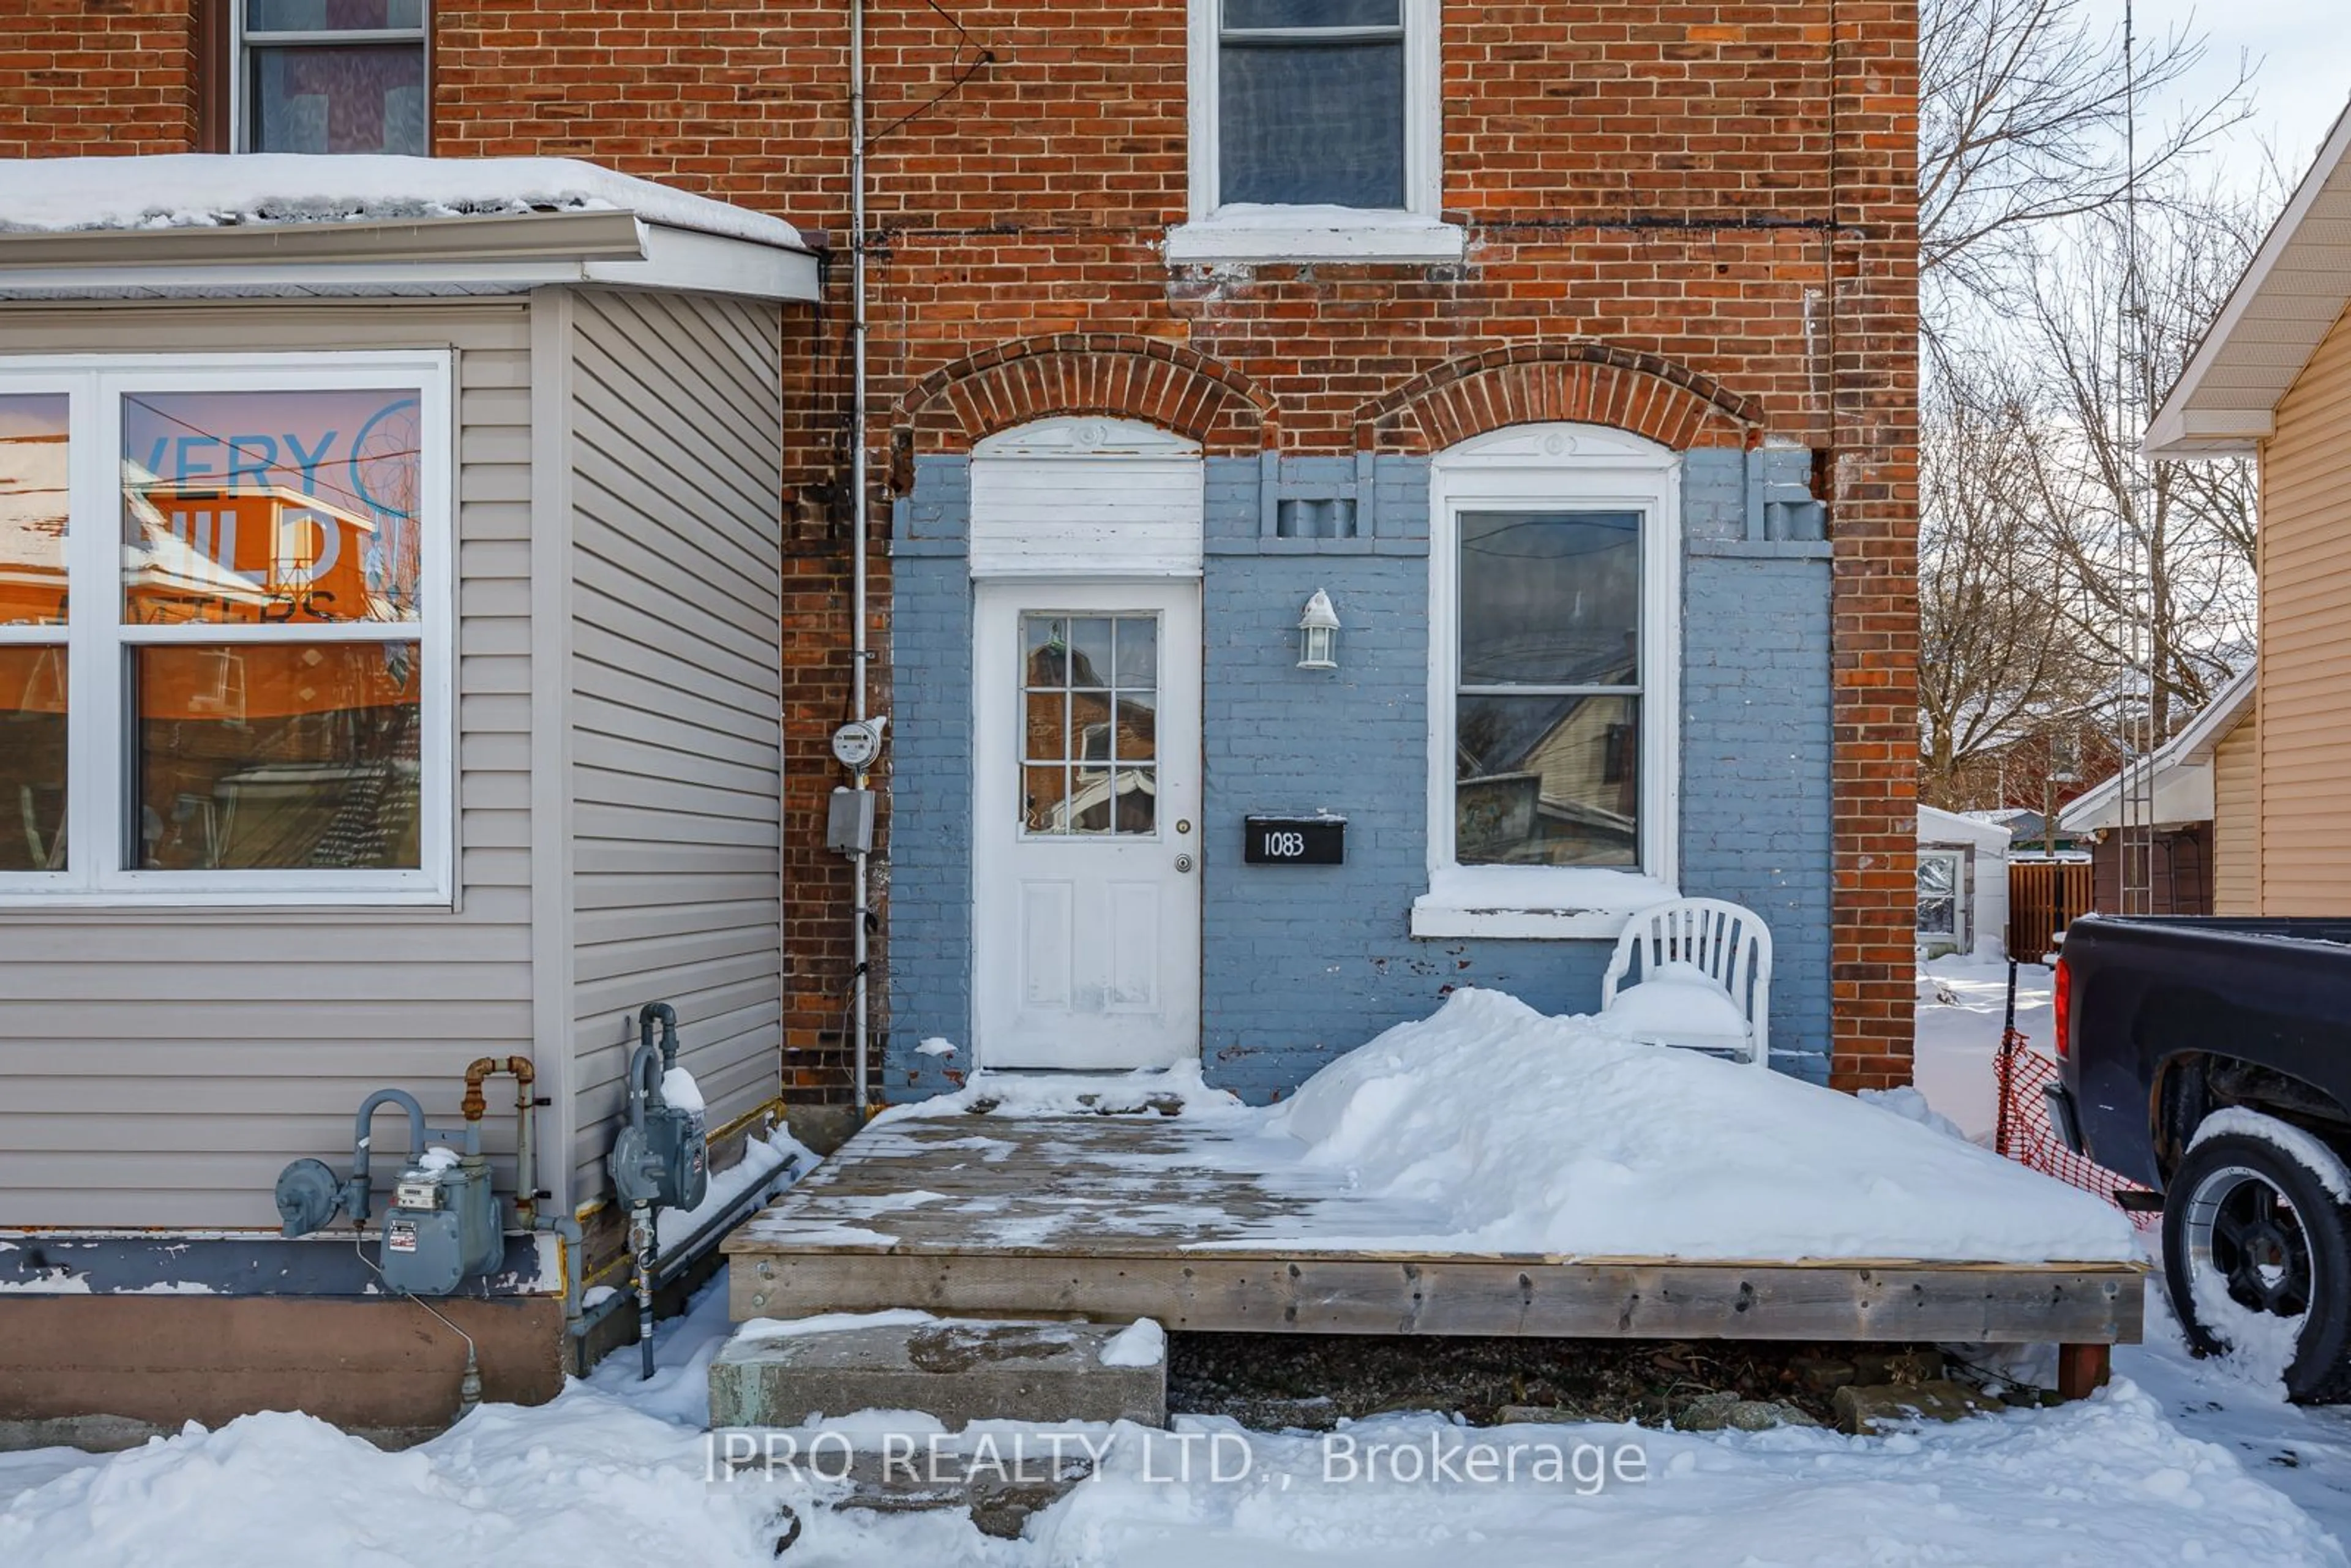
1919, 0, 2252, 322
2010, 185, 2267, 739
1918, 353, 2109, 806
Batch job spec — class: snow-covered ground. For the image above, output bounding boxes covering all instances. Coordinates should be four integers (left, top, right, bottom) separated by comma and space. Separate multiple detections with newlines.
2, 985, 2345, 1563
1915, 956, 2351, 1551
1912, 953, 2053, 1143
3, 1261, 2342, 1566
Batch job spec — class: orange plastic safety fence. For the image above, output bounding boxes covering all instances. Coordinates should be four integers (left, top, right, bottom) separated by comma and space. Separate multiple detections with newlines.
1995, 1029, 2162, 1232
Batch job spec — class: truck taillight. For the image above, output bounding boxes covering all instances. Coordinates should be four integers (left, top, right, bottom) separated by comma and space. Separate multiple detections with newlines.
2053, 956, 2072, 1062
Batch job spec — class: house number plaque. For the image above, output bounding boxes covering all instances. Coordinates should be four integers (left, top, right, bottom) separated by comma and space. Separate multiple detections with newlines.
1243, 816, 1344, 866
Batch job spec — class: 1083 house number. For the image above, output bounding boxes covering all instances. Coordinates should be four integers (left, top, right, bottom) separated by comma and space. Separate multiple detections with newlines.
1243, 816, 1344, 866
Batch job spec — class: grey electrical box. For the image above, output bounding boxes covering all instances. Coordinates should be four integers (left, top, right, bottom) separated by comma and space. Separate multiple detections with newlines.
827, 787, 876, 855
380, 1153, 501, 1296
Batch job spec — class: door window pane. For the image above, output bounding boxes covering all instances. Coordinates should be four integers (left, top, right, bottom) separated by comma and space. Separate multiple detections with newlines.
1457, 694, 1638, 868
132, 642, 422, 870
1, 394, 69, 628
1459, 511, 1640, 687
250, 43, 427, 155
1, 647, 67, 871
1020, 612, 1159, 836
121, 389, 424, 628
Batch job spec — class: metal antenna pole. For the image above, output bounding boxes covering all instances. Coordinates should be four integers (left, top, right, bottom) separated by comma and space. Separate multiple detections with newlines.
2116, 0, 2158, 916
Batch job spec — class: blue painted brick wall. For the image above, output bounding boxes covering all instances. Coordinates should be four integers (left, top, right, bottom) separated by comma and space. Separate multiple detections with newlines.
884, 457, 975, 1098
882, 448, 1834, 1101
1680, 547, 1835, 1082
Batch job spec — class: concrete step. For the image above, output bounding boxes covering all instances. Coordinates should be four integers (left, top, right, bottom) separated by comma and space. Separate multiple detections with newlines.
708, 1314, 1166, 1431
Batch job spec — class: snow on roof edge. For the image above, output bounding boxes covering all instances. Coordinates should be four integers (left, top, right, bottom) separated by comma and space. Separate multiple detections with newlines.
0, 154, 804, 252
2057, 666, 2257, 835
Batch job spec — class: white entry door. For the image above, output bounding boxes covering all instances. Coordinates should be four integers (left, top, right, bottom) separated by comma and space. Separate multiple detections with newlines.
973, 580, 1202, 1069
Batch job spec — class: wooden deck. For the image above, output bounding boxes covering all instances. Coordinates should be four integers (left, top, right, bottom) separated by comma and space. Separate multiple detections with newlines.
723, 1113, 2146, 1349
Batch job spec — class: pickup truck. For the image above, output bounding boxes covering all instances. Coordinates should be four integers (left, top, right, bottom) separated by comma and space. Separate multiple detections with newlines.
2052, 913, 2351, 1403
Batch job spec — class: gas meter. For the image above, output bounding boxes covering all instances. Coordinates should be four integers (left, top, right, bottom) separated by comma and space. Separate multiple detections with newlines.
381, 1149, 502, 1296
274, 1086, 500, 1297
608, 1001, 708, 1213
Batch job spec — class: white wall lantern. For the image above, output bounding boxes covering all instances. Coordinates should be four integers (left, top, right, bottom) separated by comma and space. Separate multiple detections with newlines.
1297, 588, 1340, 670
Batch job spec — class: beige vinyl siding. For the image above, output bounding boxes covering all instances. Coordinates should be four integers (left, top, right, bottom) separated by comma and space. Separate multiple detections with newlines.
0, 301, 536, 1228
2211, 702, 2259, 915
2258, 304, 2351, 915
564, 289, 784, 1201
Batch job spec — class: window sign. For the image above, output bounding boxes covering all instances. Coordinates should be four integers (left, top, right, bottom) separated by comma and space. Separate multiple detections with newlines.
0, 357, 450, 903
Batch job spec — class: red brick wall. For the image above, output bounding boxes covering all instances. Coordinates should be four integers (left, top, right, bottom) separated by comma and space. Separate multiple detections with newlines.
0, 1, 1920, 1095
0, 0, 201, 157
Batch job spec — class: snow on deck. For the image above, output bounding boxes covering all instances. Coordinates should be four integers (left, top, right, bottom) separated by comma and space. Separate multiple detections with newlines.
743, 989, 2137, 1266
0, 154, 803, 250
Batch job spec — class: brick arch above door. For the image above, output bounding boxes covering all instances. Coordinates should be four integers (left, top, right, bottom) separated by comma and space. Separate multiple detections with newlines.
891, 334, 1277, 474
1355, 343, 1766, 455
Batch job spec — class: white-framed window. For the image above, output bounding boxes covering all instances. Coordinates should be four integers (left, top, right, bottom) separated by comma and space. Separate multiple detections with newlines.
235, 1, 429, 156
1169, 0, 1460, 264
0, 352, 454, 907
1412, 424, 1681, 940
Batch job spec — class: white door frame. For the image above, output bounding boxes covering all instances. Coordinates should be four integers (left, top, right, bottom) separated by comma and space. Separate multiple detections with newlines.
971, 579, 1204, 1070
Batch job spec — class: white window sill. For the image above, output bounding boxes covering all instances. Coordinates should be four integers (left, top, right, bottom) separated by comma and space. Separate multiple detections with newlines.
0, 885, 453, 912
1165, 205, 1466, 265
1409, 866, 1680, 940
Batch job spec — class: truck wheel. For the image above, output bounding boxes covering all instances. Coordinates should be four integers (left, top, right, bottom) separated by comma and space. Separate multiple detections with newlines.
2164, 1128, 2351, 1404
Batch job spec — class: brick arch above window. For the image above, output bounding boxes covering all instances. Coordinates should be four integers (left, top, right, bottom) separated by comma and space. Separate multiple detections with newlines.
891, 335, 1277, 471
1354, 343, 1766, 455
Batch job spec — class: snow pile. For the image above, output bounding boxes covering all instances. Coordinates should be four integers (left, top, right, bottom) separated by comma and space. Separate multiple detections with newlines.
659, 1065, 707, 1115
915, 1037, 958, 1058
872, 1056, 1248, 1126
1858, 1085, 1970, 1142
653, 1130, 809, 1253
0, 155, 803, 249
1582, 960, 1750, 1043
1259, 989, 2137, 1262
1098, 1319, 1166, 1370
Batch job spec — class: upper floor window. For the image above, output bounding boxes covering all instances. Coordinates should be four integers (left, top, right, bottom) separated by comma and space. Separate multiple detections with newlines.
239, 1, 429, 155
1172, 0, 1456, 263
1219, 1, 1406, 210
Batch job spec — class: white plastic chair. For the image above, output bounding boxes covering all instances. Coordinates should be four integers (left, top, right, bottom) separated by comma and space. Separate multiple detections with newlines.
1599, 898, 1774, 1068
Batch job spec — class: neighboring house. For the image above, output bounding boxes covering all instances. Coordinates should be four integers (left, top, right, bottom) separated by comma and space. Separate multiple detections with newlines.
2057, 669, 2257, 918
1916, 806, 2009, 960
2143, 101, 2351, 918
0, 2, 1919, 1430
1970, 808, 2085, 859
0, 157, 816, 1434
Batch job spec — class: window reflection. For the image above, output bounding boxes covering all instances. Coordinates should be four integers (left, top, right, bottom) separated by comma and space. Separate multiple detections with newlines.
120, 389, 423, 627
1, 394, 69, 628
133, 642, 422, 871
0, 647, 67, 872
1455, 510, 1643, 868
1020, 614, 1160, 835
